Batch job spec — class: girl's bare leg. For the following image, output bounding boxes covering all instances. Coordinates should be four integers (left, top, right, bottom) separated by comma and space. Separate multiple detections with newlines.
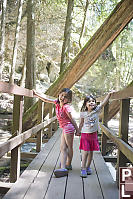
60, 133, 68, 169
86, 151, 93, 168
64, 133, 74, 166
81, 151, 88, 170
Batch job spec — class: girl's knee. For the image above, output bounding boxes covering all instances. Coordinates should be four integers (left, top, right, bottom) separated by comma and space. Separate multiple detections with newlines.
60, 145, 67, 152
67, 145, 73, 152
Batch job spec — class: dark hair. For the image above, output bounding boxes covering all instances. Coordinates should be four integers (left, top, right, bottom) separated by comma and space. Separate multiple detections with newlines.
57, 88, 72, 104
81, 95, 96, 111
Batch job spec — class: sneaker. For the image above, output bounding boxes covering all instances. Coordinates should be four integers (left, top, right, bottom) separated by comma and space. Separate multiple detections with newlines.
54, 168, 68, 178
80, 169, 87, 178
86, 167, 92, 175
65, 165, 72, 170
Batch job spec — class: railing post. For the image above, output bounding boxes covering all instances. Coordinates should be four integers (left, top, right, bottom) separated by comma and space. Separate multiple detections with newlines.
52, 107, 58, 131
116, 98, 130, 186
36, 99, 43, 152
48, 104, 53, 138
10, 95, 23, 183
101, 102, 109, 156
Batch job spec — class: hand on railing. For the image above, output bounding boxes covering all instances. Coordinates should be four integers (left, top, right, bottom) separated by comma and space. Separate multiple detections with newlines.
32, 89, 38, 97
32, 89, 56, 104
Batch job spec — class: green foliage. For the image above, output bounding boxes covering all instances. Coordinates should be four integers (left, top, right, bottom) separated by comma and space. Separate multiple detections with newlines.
72, 0, 133, 96
4, 0, 133, 97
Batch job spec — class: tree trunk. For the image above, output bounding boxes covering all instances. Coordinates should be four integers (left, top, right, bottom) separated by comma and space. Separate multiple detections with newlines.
19, 52, 26, 87
9, 0, 24, 84
24, 0, 36, 112
60, 0, 74, 74
23, 0, 133, 130
0, 0, 7, 80
79, 0, 89, 49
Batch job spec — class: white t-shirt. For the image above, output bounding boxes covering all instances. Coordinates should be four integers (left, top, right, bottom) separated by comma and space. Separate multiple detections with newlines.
80, 105, 102, 133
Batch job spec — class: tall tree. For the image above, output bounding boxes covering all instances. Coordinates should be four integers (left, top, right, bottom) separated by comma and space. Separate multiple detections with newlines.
0, 0, 7, 80
60, 0, 74, 74
79, 0, 89, 49
24, 0, 36, 111
9, 0, 24, 84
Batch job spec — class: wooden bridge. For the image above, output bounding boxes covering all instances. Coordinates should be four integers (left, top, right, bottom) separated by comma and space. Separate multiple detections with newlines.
1, 130, 118, 199
0, 0, 133, 197
0, 81, 133, 199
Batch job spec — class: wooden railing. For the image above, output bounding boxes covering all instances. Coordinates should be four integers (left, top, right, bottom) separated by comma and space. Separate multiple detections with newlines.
97, 85, 133, 185
0, 81, 57, 185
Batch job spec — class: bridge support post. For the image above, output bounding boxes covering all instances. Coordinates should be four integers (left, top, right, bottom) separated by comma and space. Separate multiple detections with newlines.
48, 104, 53, 138
116, 98, 130, 186
101, 102, 109, 156
52, 107, 58, 131
10, 95, 23, 183
36, 99, 43, 152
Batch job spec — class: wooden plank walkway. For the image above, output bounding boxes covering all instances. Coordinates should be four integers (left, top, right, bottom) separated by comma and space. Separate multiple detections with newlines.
3, 129, 119, 199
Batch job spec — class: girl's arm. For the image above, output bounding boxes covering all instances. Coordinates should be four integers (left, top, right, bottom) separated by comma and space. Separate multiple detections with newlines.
100, 92, 112, 108
65, 111, 80, 136
79, 118, 84, 133
33, 90, 55, 104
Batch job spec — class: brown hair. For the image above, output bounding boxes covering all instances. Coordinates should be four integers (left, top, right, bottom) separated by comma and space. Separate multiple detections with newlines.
81, 95, 96, 111
57, 88, 72, 104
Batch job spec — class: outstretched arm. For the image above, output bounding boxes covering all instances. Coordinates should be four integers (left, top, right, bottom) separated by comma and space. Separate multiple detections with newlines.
100, 92, 112, 108
33, 90, 56, 104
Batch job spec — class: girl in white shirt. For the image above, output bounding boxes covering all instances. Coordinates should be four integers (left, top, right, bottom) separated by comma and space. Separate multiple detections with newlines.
79, 93, 112, 178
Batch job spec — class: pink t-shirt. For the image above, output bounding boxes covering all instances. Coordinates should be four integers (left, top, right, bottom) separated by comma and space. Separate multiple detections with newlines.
54, 101, 75, 132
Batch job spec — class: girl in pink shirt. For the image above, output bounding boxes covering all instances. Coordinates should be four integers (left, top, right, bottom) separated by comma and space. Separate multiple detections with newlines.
33, 88, 80, 177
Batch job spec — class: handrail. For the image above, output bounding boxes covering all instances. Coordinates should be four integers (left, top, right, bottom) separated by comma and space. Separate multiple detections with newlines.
0, 81, 33, 97
0, 81, 55, 100
100, 123, 133, 163
0, 81, 58, 183
97, 85, 133, 102
0, 116, 57, 158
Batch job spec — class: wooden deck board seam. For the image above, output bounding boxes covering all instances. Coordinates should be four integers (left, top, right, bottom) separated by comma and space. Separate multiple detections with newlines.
43, 151, 61, 199
92, 158, 105, 199
62, 175, 68, 199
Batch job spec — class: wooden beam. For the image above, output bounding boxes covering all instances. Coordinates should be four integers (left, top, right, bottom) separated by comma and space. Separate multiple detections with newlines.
0, 182, 13, 194
116, 99, 130, 185
10, 95, 23, 183
25, 138, 49, 143
7, 152, 38, 159
47, 104, 53, 138
21, 152, 37, 159
0, 116, 56, 158
0, 81, 57, 99
98, 86, 133, 121
97, 86, 133, 102
100, 123, 133, 163
103, 156, 117, 163
36, 100, 43, 152
0, 81, 33, 97
101, 103, 109, 156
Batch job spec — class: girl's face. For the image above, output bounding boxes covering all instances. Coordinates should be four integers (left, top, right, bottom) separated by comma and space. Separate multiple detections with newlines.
59, 92, 69, 104
86, 97, 96, 110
